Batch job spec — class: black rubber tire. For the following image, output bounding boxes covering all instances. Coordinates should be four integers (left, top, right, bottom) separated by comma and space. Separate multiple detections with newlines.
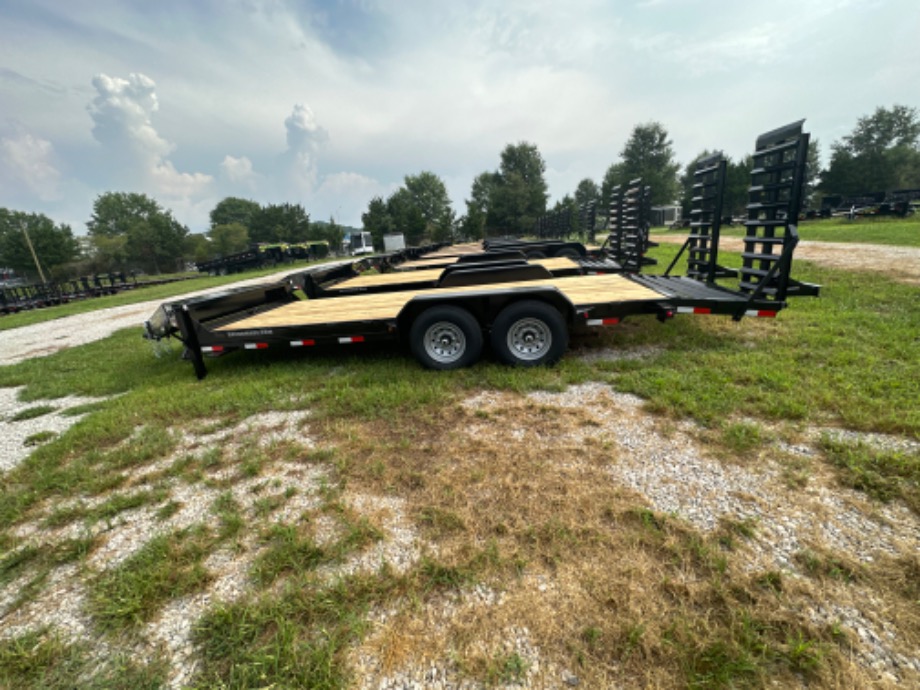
490, 300, 568, 367
409, 305, 483, 370
525, 250, 547, 259
554, 248, 581, 259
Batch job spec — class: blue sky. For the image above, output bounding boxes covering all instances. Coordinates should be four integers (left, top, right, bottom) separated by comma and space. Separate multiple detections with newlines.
1, 0, 917, 232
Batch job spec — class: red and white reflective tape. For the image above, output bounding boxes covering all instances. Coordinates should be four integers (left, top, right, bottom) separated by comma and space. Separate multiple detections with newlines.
244, 342, 268, 350
338, 336, 365, 344
290, 339, 316, 348
745, 309, 777, 318
676, 306, 712, 314
201, 345, 224, 353
586, 317, 620, 326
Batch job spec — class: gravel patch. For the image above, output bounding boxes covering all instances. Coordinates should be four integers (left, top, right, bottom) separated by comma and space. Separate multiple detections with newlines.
459, 382, 920, 681
0, 386, 111, 473
652, 235, 920, 285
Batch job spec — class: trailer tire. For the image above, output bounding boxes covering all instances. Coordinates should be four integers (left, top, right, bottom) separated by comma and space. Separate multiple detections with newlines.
525, 250, 547, 259
410, 305, 483, 370
555, 248, 581, 259
491, 300, 568, 367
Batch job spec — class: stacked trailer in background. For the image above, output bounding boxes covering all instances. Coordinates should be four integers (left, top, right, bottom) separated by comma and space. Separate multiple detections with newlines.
145, 121, 820, 379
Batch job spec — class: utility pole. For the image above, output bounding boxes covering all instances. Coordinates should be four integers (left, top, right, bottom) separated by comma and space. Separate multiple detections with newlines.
21, 221, 47, 284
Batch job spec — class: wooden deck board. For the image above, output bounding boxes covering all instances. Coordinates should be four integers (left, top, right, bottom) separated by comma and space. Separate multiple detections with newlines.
218, 274, 662, 331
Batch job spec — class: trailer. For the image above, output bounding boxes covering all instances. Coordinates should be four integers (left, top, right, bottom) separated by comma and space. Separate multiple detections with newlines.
196, 242, 328, 276
145, 121, 819, 379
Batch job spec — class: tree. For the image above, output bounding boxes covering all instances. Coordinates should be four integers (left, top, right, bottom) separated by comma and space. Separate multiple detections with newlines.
386, 188, 426, 246
0, 209, 80, 280
249, 203, 310, 243
362, 196, 391, 250
87, 192, 162, 238
600, 162, 626, 217
461, 172, 500, 240
404, 171, 453, 241
86, 192, 188, 273
821, 105, 920, 196
311, 217, 345, 250
724, 155, 753, 217
679, 150, 719, 219
184, 233, 211, 265
574, 178, 599, 208
209, 197, 261, 230
208, 223, 250, 256
614, 122, 680, 206
487, 142, 549, 235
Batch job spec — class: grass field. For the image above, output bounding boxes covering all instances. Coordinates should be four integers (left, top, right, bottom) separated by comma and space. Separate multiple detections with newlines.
0, 243, 918, 688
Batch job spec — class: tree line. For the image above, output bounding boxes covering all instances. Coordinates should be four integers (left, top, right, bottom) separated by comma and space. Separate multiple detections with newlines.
2, 104, 917, 282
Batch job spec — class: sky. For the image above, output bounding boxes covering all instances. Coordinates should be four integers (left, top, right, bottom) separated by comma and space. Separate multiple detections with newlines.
1, 0, 918, 234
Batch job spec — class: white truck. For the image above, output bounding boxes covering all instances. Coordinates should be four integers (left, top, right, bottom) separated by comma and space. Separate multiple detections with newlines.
343, 232, 374, 256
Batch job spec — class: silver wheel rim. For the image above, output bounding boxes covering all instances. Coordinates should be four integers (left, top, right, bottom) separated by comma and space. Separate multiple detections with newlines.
423, 321, 466, 364
506, 317, 551, 361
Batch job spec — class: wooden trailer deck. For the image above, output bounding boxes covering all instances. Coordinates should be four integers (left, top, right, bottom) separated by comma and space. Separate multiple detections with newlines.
219, 273, 662, 331
326, 257, 580, 292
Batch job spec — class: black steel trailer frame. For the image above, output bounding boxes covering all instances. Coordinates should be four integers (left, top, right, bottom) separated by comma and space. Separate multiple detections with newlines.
145, 121, 821, 379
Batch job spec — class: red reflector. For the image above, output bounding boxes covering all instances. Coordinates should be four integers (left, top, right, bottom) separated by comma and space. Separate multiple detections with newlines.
759, 310, 777, 318
202, 345, 223, 353
352, 336, 365, 343
695, 307, 712, 315
290, 339, 315, 347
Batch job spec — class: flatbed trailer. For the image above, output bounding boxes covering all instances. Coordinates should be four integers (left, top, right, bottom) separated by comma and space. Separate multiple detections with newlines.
144, 244, 806, 380
145, 120, 820, 379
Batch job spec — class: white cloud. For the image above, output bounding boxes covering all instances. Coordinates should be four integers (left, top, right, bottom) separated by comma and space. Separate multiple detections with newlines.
87, 71, 213, 201
282, 103, 329, 193
0, 132, 61, 201
219, 154, 259, 188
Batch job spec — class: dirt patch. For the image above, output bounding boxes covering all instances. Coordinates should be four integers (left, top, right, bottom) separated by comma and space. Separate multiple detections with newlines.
652, 235, 920, 285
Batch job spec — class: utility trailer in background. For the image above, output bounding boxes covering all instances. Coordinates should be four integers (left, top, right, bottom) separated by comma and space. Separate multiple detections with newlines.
145, 121, 820, 379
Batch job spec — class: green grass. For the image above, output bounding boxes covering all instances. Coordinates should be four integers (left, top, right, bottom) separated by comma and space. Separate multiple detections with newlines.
9, 405, 57, 421
0, 237, 917, 687
0, 629, 167, 689
89, 527, 213, 631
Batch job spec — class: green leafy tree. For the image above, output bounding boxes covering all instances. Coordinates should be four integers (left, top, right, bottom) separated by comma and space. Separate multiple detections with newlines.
679, 150, 720, 219
404, 171, 453, 241
209, 197, 261, 230
184, 233, 211, 265
615, 122, 680, 206
86, 192, 187, 273
386, 188, 426, 246
208, 223, 251, 256
822, 105, 920, 195
487, 142, 549, 235
574, 178, 599, 208
249, 203, 310, 243
0, 209, 80, 280
461, 172, 500, 240
600, 162, 626, 216
310, 217, 345, 250
724, 155, 753, 218
362, 196, 391, 250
